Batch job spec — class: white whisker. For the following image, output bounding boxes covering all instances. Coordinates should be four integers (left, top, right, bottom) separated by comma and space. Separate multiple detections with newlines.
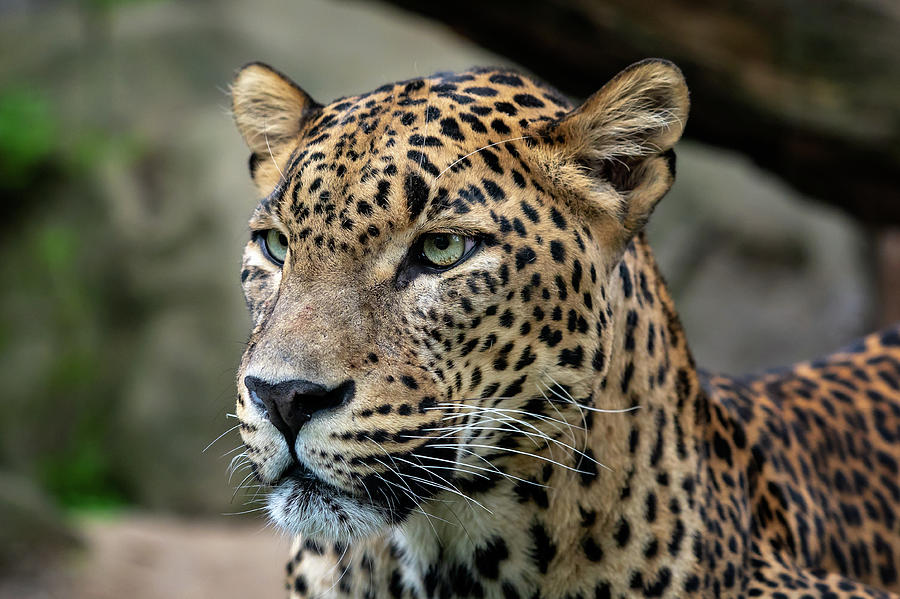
263, 118, 285, 181
429, 443, 593, 475
203, 424, 241, 453
435, 136, 531, 180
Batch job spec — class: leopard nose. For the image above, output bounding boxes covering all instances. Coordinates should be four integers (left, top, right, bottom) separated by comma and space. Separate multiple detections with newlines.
243, 376, 355, 450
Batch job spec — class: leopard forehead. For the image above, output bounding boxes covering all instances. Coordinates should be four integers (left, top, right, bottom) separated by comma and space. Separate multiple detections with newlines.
253, 68, 573, 257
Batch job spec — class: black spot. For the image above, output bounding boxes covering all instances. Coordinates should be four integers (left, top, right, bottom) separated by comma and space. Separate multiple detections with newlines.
595, 582, 612, 599
514, 346, 537, 371
480, 149, 504, 174
530, 522, 557, 574
294, 575, 308, 594
644, 567, 672, 597
460, 112, 488, 133
549, 207, 567, 229
501, 375, 527, 397
555, 275, 568, 300
712, 431, 733, 466
550, 240, 566, 263
445, 93, 476, 105
356, 200, 373, 216
406, 150, 439, 176
440, 117, 465, 141
619, 262, 633, 297
515, 247, 537, 270
474, 537, 509, 579
483, 179, 505, 201
404, 173, 428, 221
668, 519, 686, 555
513, 93, 545, 108
624, 309, 638, 351
494, 101, 518, 116
558, 346, 584, 368
389, 569, 404, 598
539, 326, 563, 347
645, 492, 658, 522
512, 218, 526, 237
409, 134, 443, 147
512, 170, 526, 188
581, 536, 604, 562
614, 517, 631, 548
571, 260, 583, 292
578, 447, 599, 486
520, 201, 539, 223
465, 86, 499, 97
490, 118, 511, 134
489, 73, 524, 86
448, 562, 483, 598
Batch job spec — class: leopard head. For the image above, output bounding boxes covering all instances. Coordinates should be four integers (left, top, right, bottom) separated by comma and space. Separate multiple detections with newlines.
230, 60, 688, 542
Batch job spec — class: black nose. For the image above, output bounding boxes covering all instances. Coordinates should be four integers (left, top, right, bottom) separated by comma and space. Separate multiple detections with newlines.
244, 376, 355, 453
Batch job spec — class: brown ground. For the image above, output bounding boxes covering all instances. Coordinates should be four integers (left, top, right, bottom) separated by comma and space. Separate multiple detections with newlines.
0, 514, 292, 599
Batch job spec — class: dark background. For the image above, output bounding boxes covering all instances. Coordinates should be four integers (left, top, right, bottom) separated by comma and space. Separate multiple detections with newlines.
0, 1, 896, 597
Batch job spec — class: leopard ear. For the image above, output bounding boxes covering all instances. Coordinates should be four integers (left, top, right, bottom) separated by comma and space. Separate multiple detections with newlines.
539, 59, 689, 241
231, 62, 321, 173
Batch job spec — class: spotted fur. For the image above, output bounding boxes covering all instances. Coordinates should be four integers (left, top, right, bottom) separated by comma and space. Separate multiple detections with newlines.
228, 59, 900, 598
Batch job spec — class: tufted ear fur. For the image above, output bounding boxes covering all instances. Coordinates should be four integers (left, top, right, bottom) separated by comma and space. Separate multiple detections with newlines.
231, 62, 321, 177
538, 59, 689, 244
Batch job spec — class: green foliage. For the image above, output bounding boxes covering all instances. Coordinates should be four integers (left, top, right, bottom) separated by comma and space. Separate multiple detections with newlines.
0, 83, 150, 510
0, 88, 57, 187
1, 215, 137, 510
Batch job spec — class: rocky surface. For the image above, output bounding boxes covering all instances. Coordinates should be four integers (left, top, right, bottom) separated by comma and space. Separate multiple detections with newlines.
0, 514, 291, 599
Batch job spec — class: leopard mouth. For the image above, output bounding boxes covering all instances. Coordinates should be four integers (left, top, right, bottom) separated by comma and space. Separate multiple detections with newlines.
271, 461, 358, 504
274, 461, 326, 488
265, 460, 391, 542
265, 444, 456, 542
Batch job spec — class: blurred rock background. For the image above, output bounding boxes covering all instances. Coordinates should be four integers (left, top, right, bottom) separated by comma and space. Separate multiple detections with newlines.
0, 0, 891, 597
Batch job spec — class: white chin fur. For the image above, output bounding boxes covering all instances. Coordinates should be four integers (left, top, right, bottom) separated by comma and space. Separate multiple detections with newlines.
266, 478, 388, 543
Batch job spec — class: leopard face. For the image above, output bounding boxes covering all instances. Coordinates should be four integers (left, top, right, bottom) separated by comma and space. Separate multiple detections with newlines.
230, 61, 688, 543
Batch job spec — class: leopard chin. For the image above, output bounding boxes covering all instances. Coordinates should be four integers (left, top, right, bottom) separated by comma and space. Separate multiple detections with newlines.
266, 466, 390, 543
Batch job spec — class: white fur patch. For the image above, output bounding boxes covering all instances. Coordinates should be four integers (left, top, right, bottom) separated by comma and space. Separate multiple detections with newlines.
267, 477, 388, 544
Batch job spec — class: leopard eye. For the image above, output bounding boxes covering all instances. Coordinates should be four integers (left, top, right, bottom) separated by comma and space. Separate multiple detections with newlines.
420, 233, 474, 268
261, 229, 288, 266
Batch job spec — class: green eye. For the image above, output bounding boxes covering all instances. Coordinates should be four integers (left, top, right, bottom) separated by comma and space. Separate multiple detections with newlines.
262, 229, 289, 265
421, 233, 468, 268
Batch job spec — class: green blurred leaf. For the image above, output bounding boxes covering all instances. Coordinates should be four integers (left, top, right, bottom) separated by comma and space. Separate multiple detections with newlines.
40, 439, 127, 510
36, 225, 78, 274
0, 88, 57, 186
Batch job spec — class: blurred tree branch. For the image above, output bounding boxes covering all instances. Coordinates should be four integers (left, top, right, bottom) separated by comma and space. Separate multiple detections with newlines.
379, 0, 900, 225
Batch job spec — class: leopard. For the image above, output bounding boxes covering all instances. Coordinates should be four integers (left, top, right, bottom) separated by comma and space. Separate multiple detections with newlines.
227, 58, 900, 598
